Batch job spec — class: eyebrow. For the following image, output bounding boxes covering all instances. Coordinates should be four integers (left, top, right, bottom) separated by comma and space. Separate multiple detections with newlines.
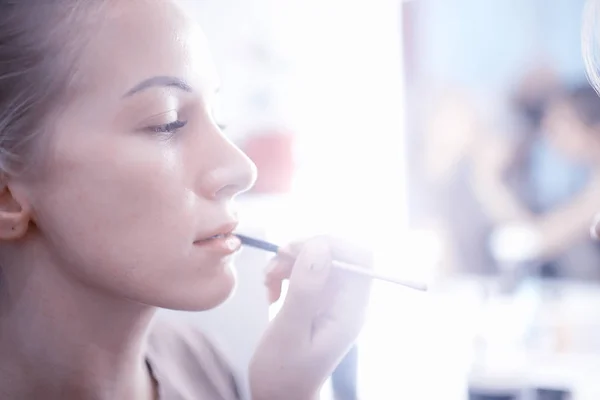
123, 75, 192, 97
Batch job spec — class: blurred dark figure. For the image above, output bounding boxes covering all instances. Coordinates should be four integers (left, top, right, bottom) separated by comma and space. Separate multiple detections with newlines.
472, 80, 600, 280
331, 345, 359, 400
535, 388, 572, 400
468, 392, 517, 400
415, 87, 498, 276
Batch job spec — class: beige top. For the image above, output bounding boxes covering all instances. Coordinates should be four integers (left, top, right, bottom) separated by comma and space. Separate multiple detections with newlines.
145, 316, 242, 400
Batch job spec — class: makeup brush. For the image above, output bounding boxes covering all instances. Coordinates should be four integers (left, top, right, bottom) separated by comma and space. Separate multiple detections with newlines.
235, 234, 428, 292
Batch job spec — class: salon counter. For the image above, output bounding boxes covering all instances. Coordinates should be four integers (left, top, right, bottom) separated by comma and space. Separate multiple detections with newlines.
432, 276, 600, 400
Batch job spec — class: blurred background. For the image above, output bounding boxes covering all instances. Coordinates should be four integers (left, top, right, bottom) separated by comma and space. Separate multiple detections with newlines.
167, 0, 600, 399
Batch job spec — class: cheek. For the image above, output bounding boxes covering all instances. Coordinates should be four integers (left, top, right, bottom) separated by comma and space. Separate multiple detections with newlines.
25, 130, 237, 310
29, 139, 197, 290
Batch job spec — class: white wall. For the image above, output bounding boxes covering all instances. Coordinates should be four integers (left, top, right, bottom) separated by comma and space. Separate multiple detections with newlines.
180, 0, 289, 143
418, 0, 588, 94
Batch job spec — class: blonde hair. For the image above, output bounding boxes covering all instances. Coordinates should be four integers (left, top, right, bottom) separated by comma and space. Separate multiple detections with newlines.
0, 2, 102, 175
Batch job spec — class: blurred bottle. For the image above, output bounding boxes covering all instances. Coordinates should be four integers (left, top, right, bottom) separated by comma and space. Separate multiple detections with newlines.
467, 222, 542, 398
469, 222, 575, 400
534, 388, 571, 400
468, 391, 519, 400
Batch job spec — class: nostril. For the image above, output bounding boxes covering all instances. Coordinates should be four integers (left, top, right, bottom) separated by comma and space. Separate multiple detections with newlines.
212, 156, 256, 200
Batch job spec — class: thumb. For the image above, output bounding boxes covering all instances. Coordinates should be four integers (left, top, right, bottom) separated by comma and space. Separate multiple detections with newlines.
278, 237, 332, 326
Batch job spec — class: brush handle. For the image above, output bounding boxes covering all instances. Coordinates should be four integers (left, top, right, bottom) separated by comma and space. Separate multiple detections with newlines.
236, 234, 280, 253
331, 260, 428, 291
236, 234, 428, 292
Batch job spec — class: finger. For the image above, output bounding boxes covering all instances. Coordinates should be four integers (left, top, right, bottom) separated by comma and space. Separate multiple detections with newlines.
326, 269, 372, 338
264, 236, 372, 309
264, 256, 292, 284
277, 240, 307, 258
279, 236, 333, 326
327, 236, 374, 268
276, 236, 373, 274
265, 279, 283, 304
264, 256, 293, 304
295, 274, 370, 358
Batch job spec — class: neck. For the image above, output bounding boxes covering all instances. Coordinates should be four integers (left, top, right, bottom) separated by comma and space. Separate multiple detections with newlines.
0, 247, 157, 400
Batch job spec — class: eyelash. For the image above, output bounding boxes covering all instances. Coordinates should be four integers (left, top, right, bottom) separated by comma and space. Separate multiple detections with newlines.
149, 119, 188, 134
146, 119, 226, 136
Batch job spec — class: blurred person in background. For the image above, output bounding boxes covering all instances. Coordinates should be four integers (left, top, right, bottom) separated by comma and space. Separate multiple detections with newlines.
416, 87, 498, 276
471, 79, 600, 280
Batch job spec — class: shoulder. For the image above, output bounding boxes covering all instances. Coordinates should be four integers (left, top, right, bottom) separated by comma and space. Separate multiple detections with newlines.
146, 313, 242, 400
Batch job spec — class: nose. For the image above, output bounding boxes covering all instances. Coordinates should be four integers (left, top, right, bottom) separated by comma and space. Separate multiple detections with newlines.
203, 134, 257, 200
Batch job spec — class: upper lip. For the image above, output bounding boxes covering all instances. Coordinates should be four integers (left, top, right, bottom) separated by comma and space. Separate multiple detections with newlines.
196, 221, 239, 242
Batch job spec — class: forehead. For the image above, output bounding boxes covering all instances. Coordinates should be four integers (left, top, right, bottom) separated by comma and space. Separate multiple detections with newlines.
72, 0, 218, 101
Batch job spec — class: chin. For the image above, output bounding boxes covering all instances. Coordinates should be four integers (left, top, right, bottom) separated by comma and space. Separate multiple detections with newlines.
163, 263, 238, 312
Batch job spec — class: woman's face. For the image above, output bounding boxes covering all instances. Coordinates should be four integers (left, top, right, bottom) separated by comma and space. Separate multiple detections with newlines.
14, 0, 256, 310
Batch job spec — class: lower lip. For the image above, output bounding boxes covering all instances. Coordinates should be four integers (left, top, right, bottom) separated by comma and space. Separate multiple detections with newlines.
194, 234, 242, 255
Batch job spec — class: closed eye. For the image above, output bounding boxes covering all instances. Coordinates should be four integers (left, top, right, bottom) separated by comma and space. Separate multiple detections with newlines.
149, 119, 188, 134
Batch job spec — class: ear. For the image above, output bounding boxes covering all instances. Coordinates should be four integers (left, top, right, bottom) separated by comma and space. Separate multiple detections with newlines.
0, 180, 31, 240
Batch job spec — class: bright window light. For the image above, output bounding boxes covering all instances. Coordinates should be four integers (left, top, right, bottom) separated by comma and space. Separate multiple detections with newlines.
261, 1, 435, 399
